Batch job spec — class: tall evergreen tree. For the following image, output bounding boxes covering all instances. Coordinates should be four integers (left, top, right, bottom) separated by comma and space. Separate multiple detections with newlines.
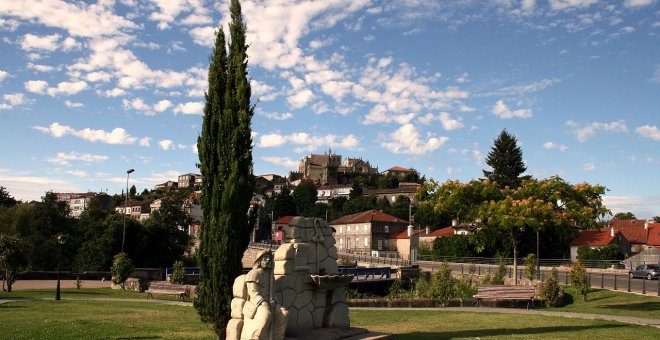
194, 1, 255, 337
483, 130, 528, 189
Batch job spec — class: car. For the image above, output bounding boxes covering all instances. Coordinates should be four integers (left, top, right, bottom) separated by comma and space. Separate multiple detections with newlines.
628, 264, 660, 280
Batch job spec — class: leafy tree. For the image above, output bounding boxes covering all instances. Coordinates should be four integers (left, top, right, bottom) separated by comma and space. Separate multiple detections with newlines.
525, 253, 537, 281
430, 262, 455, 306
570, 261, 589, 301
653, 216, 660, 223
170, 260, 187, 285
0, 233, 26, 292
349, 180, 363, 199
140, 196, 192, 267
413, 203, 450, 231
542, 267, 561, 307
194, 1, 256, 337
432, 235, 475, 257
272, 187, 296, 219
613, 211, 636, 220
111, 252, 134, 289
577, 244, 623, 262
386, 195, 412, 221
293, 179, 317, 216
378, 175, 399, 189
0, 186, 17, 208
342, 196, 376, 215
483, 130, 528, 189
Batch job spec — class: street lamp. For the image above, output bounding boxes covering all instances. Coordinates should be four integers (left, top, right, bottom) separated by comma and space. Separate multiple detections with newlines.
55, 234, 67, 301
121, 168, 135, 253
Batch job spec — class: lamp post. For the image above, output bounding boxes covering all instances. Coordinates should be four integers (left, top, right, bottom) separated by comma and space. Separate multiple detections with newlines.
121, 168, 135, 253
55, 234, 67, 301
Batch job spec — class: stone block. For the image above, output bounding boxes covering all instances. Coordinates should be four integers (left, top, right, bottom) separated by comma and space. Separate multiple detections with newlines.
300, 228, 315, 243
321, 257, 338, 274
331, 288, 346, 304
312, 307, 325, 328
327, 246, 338, 260
294, 275, 314, 293
326, 302, 350, 328
274, 243, 296, 261
285, 226, 301, 240
312, 290, 327, 308
232, 275, 247, 299
274, 274, 296, 292
281, 288, 296, 309
225, 318, 243, 340
285, 308, 298, 333
293, 289, 313, 310
323, 235, 336, 248
297, 308, 314, 330
321, 226, 333, 236
274, 260, 294, 275
230, 298, 245, 319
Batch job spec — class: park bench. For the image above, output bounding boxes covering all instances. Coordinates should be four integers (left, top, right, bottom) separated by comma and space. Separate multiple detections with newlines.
474, 285, 536, 309
145, 282, 187, 301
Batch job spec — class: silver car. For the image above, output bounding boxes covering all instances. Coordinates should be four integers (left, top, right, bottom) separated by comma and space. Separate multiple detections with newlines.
629, 264, 660, 280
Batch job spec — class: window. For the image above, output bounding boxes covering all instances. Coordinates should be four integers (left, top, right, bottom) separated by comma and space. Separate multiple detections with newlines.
355, 237, 359, 247
339, 238, 343, 245
383, 239, 388, 248
339, 226, 343, 233
363, 225, 367, 232
364, 238, 368, 247
377, 240, 382, 250
347, 225, 351, 233
384, 225, 389, 233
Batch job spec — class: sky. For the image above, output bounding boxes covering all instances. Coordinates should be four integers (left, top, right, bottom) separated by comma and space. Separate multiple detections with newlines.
0, 0, 659, 218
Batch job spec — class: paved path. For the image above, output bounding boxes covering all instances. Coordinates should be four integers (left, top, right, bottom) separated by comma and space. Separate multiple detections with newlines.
9, 279, 111, 290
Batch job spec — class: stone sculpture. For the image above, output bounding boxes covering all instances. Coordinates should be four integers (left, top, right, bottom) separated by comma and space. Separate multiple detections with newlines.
227, 218, 359, 340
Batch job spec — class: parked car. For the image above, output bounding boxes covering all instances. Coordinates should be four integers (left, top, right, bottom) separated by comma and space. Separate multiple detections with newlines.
628, 264, 660, 280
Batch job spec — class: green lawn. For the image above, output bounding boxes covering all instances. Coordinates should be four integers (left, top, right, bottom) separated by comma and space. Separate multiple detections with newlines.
2, 287, 659, 339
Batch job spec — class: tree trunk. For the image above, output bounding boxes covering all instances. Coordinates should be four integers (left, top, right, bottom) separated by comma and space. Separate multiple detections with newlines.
512, 230, 518, 285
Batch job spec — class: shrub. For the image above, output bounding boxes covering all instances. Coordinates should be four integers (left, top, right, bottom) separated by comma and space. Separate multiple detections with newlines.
542, 267, 561, 307
337, 256, 354, 266
170, 260, 186, 285
570, 261, 589, 301
494, 258, 507, 284
75, 275, 82, 289
111, 252, 134, 289
430, 262, 455, 306
525, 253, 537, 281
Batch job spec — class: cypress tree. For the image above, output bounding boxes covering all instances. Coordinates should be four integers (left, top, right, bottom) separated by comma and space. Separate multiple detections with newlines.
194, 1, 255, 338
482, 130, 528, 189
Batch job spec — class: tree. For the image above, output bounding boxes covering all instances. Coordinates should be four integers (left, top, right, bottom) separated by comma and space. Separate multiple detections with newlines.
570, 261, 589, 301
194, 1, 256, 337
653, 216, 660, 223
170, 260, 187, 285
0, 186, 17, 208
483, 130, 528, 189
525, 253, 537, 281
613, 211, 636, 220
129, 185, 137, 198
140, 196, 192, 267
272, 187, 296, 219
387, 195, 412, 221
349, 180, 363, 199
111, 252, 134, 289
0, 233, 26, 292
541, 267, 561, 307
293, 179, 317, 216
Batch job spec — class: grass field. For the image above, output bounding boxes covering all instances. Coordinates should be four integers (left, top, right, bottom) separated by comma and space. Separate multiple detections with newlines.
1, 287, 659, 339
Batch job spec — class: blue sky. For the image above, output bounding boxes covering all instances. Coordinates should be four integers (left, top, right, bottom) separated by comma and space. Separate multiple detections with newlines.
1, 0, 659, 218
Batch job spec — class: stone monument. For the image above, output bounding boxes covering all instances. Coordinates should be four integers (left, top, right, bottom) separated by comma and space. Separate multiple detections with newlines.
227, 217, 363, 340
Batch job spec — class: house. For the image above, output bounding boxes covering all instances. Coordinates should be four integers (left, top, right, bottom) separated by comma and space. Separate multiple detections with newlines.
56, 192, 111, 218
329, 209, 409, 258
273, 216, 298, 244
155, 180, 178, 190
115, 199, 153, 221
388, 228, 421, 263
363, 183, 420, 204
178, 173, 201, 188
609, 219, 656, 254
316, 185, 353, 203
381, 166, 416, 178
569, 228, 629, 261
419, 226, 455, 248
645, 223, 660, 249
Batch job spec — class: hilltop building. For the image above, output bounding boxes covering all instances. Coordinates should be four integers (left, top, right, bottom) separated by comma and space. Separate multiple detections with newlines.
295, 151, 378, 186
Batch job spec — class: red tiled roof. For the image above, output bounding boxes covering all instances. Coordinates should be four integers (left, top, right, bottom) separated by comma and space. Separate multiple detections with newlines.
647, 224, 660, 246
420, 226, 455, 238
570, 229, 618, 247
609, 219, 648, 244
389, 229, 423, 239
329, 209, 409, 225
275, 216, 298, 224
386, 166, 414, 172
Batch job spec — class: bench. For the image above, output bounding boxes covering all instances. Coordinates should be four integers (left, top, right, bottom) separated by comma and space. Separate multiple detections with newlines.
145, 282, 187, 301
474, 285, 536, 309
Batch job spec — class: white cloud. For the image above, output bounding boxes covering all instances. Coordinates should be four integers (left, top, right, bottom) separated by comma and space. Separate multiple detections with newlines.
21, 33, 61, 51
0, 70, 7, 83
251, 79, 279, 101
566, 120, 629, 142
139, 137, 152, 147
101, 88, 126, 97
188, 26, 215, 46
64, 170, 88, 177
438, 112, 464, 130
583, 162, 596, 171
604, 195, 660, 220
381, 124, 448, 155
158, 139, 175, 150
24, 80, 49, 94
0, 93, 26, 110
636, 125, 660, 141
47, 80, 88, 96
549, 0, 598, 11
287, 89, 315, 109
256, 131, 359, 152
481, 78, 559, 97
85, 71, 112, 82
491, 100, 533, 119
173, 101, 204, 115
262, 156, 299, 170
46, 151, 108, 166
0, 169, 79, 202
154, 99, 172, 113
257, 110, 293, 121
64, 100, 83, 108
33, 122, 139, 145
624, 0, 655, 8
27, 63, 55, 72
543, 141, 556, 149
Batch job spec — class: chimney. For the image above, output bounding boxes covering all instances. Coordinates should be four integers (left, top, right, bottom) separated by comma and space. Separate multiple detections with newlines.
645, 219, 650, 230
452, 219, 458, 227
425, 226, 430, 235
611, 227, 614, 237
407, 225, 413, 237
